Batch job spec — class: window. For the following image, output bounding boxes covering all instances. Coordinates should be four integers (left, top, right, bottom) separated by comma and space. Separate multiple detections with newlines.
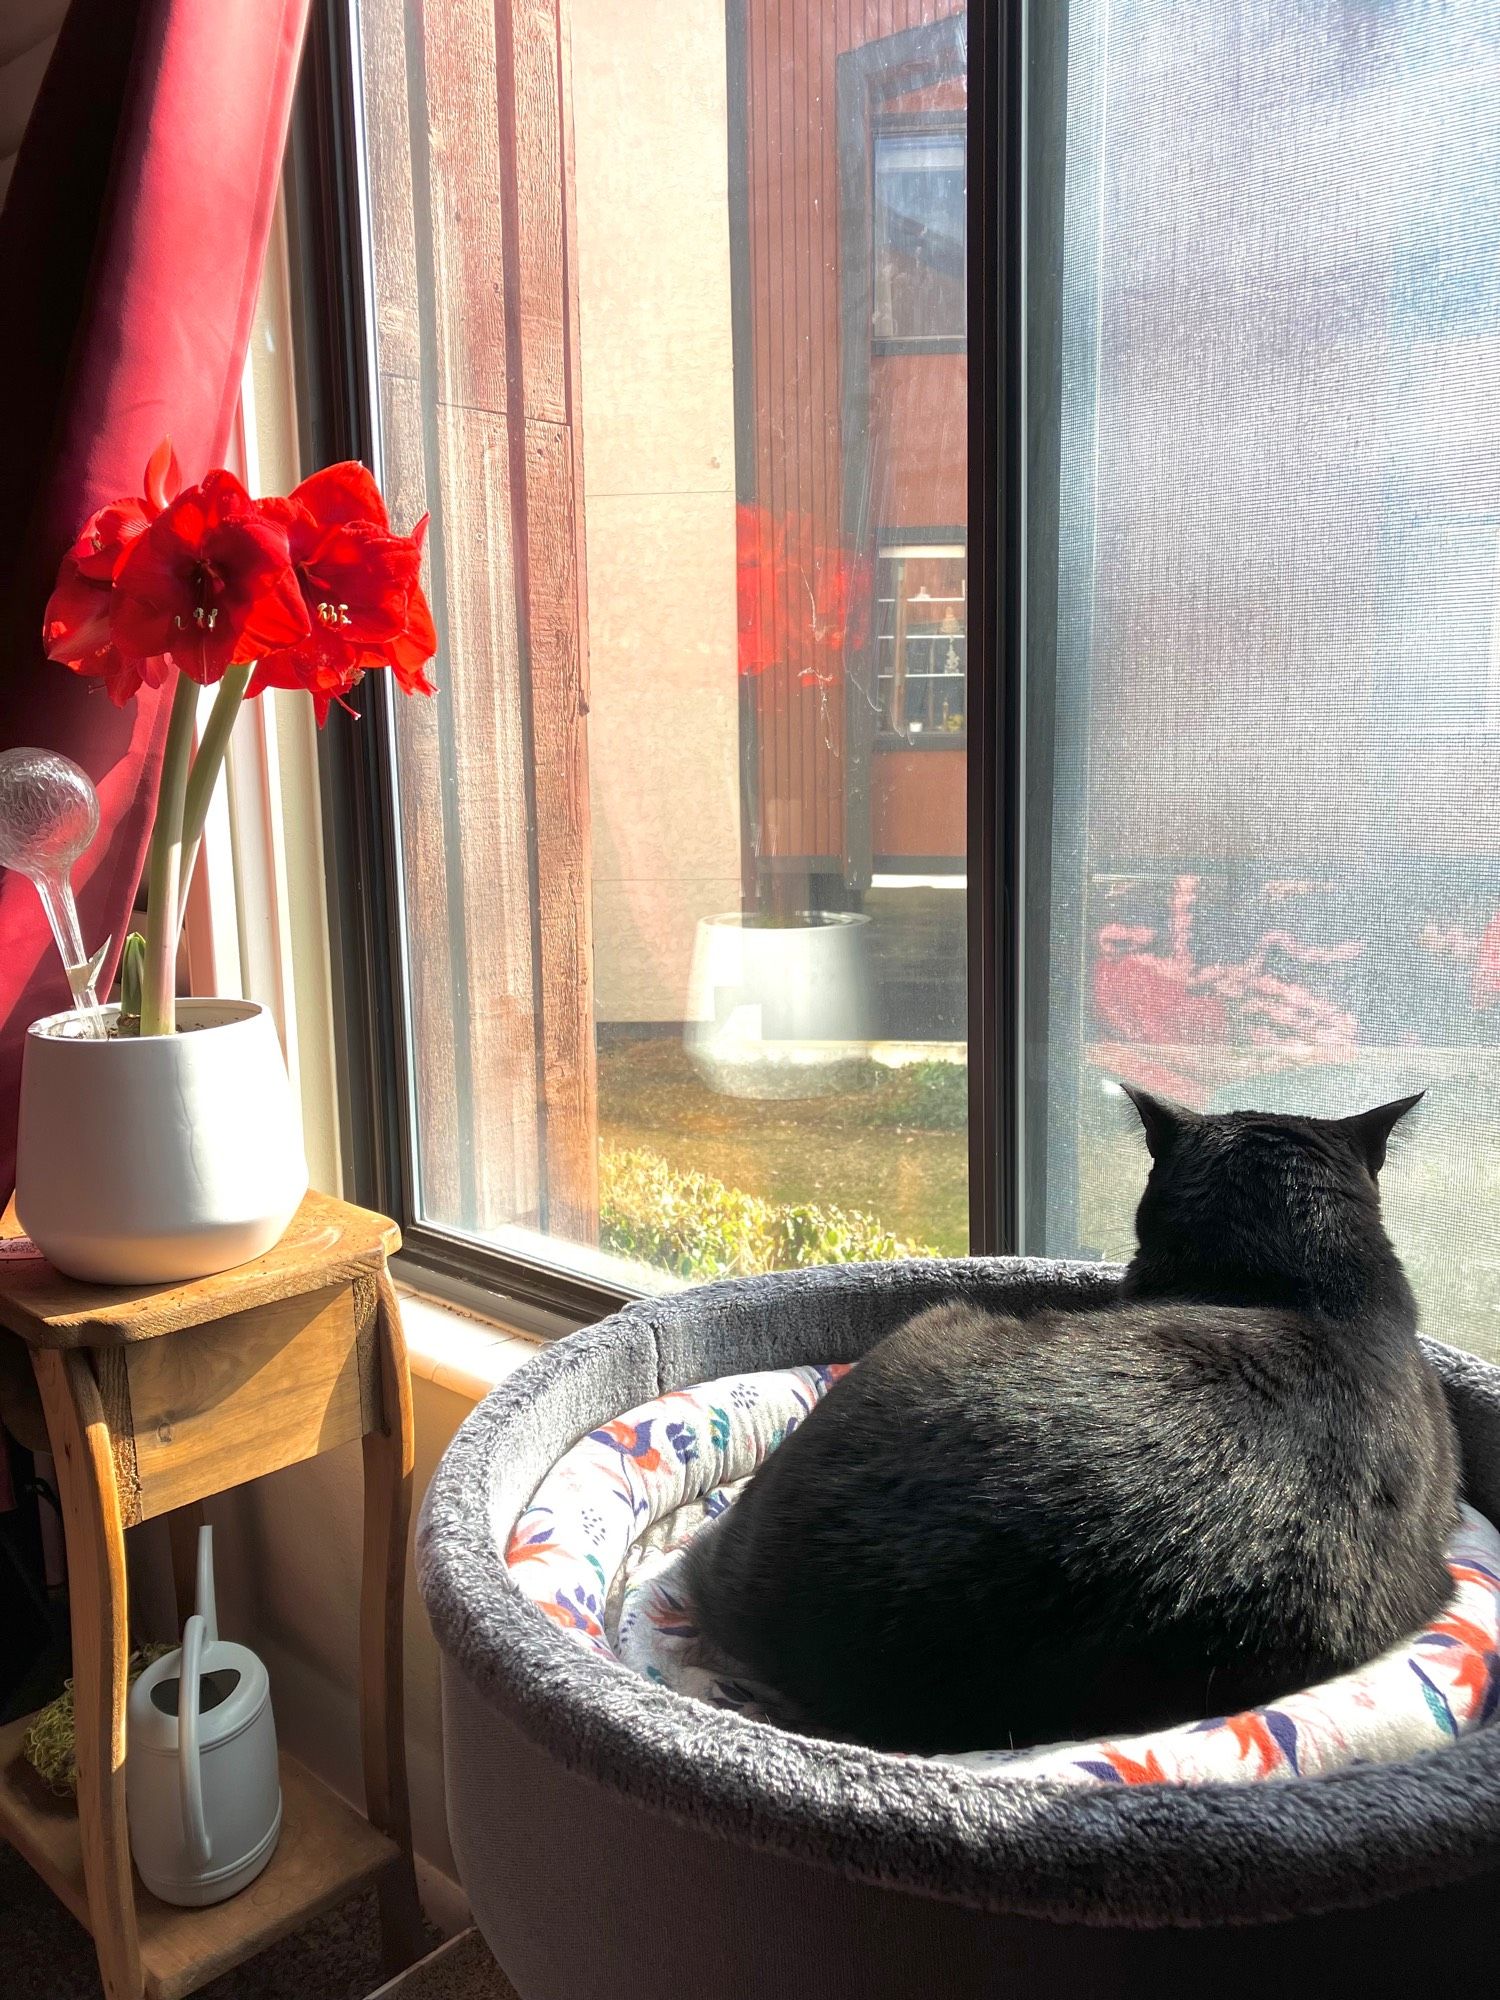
304, 2, 975, 1311
309, 1, 1500, 1366
1026, 0, 1500, 1366
875, 545, 967, 740
872, 126, 966, 345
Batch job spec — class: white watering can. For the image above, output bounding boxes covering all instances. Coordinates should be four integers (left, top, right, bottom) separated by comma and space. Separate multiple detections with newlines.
126, 1526, 281, 1906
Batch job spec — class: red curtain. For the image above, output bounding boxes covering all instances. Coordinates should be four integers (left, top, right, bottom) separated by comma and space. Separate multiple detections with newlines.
0, 0, 310, 1204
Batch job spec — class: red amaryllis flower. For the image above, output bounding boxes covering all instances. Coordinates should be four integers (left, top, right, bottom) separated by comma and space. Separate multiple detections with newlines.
112, 469, 309, 684
43, 439, 183, 705
247, 461, 437, 722
246, 637, 367, 727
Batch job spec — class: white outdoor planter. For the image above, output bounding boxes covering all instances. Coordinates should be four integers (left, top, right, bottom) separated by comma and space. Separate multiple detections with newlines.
684, 910, 875, 1099
15, 998, 308, 1285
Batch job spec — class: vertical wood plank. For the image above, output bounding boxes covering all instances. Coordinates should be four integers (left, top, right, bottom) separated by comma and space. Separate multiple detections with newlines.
503, 0, 569, 423
422, 0, 510, 412
434, 402, 542, 1230
381, 374, 466, 1225
358, 0, 423, 380
522, 419, 598, 1237
364, 0, 599, 1243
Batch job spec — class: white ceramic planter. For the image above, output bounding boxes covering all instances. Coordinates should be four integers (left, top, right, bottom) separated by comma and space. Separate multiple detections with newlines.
684, 911, 875, 1099
15, 999, 308, 1285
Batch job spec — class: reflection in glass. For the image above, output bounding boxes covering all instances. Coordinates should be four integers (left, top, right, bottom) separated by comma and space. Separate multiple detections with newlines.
357, 1, 969, 1288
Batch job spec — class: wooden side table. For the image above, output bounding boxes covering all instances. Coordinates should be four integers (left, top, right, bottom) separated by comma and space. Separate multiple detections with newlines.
0, 1191, 426, 2000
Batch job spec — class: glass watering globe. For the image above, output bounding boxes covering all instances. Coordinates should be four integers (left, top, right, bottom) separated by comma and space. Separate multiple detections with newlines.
0, 746, 110, 1038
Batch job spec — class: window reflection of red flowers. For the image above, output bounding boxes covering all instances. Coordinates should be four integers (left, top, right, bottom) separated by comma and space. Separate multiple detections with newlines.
735, 503, 871, 685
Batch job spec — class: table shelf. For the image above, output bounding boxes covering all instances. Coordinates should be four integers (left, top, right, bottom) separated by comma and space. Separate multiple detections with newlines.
0, 1716, 399, 2000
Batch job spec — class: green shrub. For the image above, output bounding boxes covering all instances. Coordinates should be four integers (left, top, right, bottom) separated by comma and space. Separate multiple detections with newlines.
874, 1057, 968, 1131
599, 1146, 936, 1280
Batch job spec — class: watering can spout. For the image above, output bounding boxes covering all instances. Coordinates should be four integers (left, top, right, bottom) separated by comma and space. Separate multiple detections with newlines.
194, 1524, 218, 1645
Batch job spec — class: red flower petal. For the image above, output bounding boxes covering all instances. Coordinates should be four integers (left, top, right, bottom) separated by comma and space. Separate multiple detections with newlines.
44, 557, 116, 661
143, 437, 182, 515
101, 649, 169, 707
385, 576, 439, 694
289, 461, 391, 534
67, 497, 152, 581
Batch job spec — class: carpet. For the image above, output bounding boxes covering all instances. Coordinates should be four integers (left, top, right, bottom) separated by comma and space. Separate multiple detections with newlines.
369, 1929, 519, 1998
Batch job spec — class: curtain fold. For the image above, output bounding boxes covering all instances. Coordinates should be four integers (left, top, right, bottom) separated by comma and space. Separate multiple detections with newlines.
0, 0, 311, 1204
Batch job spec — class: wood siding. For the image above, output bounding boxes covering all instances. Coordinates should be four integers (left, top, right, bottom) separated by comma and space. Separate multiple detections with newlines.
738, 0, 966, 873
359, 0, 597, 1239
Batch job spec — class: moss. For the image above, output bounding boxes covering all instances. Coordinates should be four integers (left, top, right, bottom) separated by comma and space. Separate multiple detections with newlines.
23, 1645, 172, 1795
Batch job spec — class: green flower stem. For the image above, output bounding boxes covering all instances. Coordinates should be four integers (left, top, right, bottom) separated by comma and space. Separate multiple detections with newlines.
175, 662, 252, 938
140, 669, 200, 1037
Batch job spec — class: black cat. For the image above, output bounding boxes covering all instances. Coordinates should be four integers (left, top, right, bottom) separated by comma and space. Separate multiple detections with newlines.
684, 1090, 1459, 1754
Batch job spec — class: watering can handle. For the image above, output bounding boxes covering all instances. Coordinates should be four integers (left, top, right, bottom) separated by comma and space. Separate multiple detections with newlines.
178, 1615, 212, 1871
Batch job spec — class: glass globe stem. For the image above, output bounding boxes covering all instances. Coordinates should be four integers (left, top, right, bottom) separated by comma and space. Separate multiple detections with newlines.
33, 868, 108, 1037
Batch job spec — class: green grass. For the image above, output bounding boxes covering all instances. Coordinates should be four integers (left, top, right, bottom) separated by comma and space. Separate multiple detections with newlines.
597, 1039, 969, 1261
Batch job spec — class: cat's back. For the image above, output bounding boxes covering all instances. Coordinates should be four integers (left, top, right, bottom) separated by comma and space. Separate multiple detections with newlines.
690, 1291, 1456, 1715
783, 1292, 1454, 1541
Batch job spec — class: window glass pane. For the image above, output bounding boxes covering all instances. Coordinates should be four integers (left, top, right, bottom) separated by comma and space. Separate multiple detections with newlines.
354, 1, 969, 1289
873, 128, 967, 342
1032, 0, 1500, 1362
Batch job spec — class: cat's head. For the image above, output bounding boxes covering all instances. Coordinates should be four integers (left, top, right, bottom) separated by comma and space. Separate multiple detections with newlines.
1121, 1087, 1422, 1311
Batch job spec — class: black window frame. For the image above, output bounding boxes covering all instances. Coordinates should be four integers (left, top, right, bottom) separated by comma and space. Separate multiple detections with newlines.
286, 0, 1023, 1327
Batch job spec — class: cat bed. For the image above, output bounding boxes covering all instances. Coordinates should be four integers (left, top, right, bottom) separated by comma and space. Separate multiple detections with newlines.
419, 1260, 1500, 2000
505, 1362, 1500, 1785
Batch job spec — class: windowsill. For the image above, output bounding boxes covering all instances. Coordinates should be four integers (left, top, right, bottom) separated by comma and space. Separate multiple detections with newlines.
395, 1284, 546, 1402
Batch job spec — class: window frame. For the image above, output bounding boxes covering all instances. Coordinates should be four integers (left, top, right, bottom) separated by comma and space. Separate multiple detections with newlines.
289, 0, 1024, 1324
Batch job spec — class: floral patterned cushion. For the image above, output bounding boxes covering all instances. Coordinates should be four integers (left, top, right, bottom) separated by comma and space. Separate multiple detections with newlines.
505, 1364, 1500, 1785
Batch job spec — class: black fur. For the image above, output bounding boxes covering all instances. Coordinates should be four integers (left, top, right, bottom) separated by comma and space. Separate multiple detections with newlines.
684, 1092, 1459, 1754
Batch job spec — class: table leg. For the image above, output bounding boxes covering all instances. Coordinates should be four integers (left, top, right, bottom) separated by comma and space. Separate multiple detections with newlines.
33, 1348, 143, 2000
360, 1272, 425, 1974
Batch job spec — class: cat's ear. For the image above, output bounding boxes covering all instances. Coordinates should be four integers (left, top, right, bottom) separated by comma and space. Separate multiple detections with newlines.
1121, 1084, 1191, 1159
1338, 1092, 1424, 1175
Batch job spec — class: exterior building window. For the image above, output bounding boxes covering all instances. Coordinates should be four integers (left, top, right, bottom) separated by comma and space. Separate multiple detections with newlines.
872, 126, 965, 345
874, 546, 967, 740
